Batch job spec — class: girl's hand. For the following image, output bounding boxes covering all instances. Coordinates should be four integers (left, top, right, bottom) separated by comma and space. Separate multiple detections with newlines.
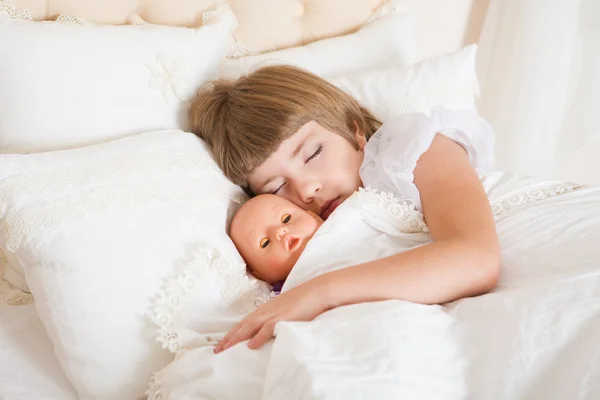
214, 280, 330, 353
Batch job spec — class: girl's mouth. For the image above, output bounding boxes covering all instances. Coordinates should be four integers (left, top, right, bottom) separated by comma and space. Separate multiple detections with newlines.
320, 197, 341, 220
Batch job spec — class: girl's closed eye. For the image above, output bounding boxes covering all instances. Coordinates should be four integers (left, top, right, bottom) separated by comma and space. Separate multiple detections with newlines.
260, 237, 270, 248
305, 145, 323, 163
270, 182, 286, 195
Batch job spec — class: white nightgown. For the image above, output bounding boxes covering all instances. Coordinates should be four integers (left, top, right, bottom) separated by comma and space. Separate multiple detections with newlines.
360, 106, 496, 210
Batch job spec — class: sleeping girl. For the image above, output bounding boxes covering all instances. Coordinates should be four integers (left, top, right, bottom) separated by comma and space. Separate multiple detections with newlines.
191, 64, 501, 353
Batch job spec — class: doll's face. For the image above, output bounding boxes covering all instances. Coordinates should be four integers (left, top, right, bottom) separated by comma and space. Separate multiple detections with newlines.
230, 194, 323, 284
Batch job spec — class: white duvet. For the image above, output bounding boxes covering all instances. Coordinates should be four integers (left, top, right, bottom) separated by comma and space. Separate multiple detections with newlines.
147, 172, 600, 400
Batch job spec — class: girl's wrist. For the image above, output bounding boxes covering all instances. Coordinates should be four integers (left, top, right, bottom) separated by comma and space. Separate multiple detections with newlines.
313, 273, 341, 311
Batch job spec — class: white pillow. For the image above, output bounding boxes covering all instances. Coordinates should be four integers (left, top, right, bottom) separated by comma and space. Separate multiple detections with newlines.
329, 44, 479, 121
219, 9, 417, 79
0, 130, 268, 399
0, 7, 234, 153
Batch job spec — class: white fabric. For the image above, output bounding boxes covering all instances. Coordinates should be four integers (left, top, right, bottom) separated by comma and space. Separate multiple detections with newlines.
477, 0, 600, 185
330, 44, 480, 121
219, 8, 417, 79
451, 174, 600, 399
360, 106, 495, 211
0, 7, 234, 153
0, 130, 263, 399
146, 172, 600, 400
146, 188, 465, 400
0, 304, 77, 399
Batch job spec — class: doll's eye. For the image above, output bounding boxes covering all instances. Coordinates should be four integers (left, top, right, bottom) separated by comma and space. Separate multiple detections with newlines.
260, 238, 270, 248
282, 214, 291, 223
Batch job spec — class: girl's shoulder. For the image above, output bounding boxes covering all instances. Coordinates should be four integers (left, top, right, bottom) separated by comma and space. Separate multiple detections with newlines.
360, 107, 496, 209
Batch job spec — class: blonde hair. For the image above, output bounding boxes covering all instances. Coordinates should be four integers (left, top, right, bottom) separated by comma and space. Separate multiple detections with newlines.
190, 65, 381, 188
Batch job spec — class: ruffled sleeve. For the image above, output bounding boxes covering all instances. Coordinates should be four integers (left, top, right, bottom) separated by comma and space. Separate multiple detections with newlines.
359, 106, 495, 210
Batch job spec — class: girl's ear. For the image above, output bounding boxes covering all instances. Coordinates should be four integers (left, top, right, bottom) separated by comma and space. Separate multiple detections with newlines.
353, 120, 367, 150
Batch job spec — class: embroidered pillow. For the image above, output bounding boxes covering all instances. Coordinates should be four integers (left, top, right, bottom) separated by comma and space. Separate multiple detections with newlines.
0, 130, 270, 399
0, 6, 234, 154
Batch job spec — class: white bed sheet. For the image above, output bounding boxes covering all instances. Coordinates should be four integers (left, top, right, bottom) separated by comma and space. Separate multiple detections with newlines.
0, 304, 77, 399
147, 172, 600, 400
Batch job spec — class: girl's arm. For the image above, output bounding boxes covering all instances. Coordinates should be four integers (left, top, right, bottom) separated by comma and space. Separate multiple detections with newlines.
215, 134, 500, 352
319, 133, 500, 307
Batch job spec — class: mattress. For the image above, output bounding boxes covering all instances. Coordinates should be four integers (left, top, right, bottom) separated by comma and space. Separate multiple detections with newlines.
0, 304, 77, 399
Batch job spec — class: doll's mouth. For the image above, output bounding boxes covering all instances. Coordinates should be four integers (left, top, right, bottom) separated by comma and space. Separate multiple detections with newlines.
286, 235, 301, 251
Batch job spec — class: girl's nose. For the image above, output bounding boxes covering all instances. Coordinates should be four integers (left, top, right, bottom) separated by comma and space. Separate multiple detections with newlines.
297, 179, 322, 203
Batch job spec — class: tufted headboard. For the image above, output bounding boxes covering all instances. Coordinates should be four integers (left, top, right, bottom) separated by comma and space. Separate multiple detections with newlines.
12, 0, 487, 60
12, 0, 383, 52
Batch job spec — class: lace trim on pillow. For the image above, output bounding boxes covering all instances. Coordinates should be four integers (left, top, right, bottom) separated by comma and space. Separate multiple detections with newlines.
1, 179, 244, 252
150, 246, 272, 353
146, 373, 164, 400
0, 152, 222, 210
345, 187, 430, 234
490, 183, 585, 220
202, 4, 273, 59
224, 41, 276, 59
343, 182, 584, 234
0, 0, 32, 20
127, 13, 148, 25
55, 14, 87, 24
367, 0, 410, 23
0, 252, 33, 305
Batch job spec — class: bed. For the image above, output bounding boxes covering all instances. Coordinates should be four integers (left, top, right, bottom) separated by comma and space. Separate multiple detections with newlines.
1, 0, 599, 399
0, 304, 77, 399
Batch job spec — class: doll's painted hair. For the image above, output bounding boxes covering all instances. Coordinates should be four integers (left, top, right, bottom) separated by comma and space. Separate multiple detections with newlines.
190, 65, 381, 188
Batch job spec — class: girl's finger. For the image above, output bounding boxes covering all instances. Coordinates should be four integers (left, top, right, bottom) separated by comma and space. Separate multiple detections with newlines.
218, 317, 266, 352
215, 309, 262, 352
215, 322, 243, 353
248, 319, 278, 349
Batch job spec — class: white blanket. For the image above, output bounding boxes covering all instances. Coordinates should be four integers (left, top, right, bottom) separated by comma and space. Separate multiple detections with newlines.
147, 172, 600, 400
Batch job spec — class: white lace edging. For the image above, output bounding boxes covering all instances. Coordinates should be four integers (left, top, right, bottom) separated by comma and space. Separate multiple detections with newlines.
146, 373, 165, 400
341, 182, 583, 234
146, 246, 272, 399
345, 187, 429, 234
150, 246, 271, 354
54, 14, 86, 24
0, 251, 33, 305
202, 4, 274, 59
0, 148, 246, 252
490, 183, 585, 220
1, 179, 244, 252
367, 0, 410, 23
127, 13, 148, 25
0, 0, 32, 21
0, 152, 222, 210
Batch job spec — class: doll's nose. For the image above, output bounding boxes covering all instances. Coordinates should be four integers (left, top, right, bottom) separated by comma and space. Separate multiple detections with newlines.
275, 226, 288, 240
